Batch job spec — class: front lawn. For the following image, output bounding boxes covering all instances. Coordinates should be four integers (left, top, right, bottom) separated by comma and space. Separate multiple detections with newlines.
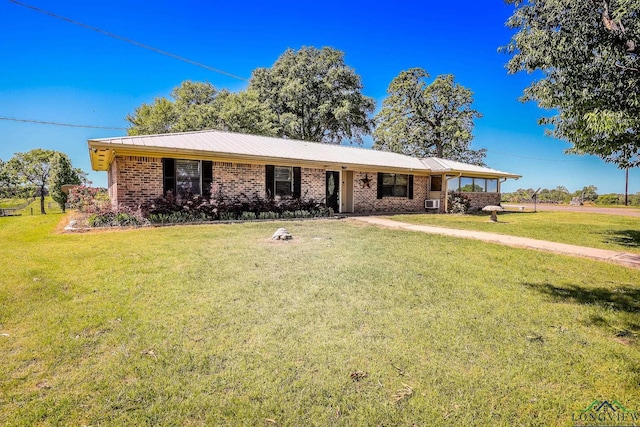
1, 214, 639, 426
390, 211, 640, 253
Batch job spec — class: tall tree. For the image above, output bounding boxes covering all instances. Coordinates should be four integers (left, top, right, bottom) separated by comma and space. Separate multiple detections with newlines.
126, 81, 276, 136
502, 0, 640, 167
49, 152, 81, 212
6, 149, 56, 214
249, 46, 375, 144
373, 68, 485, 164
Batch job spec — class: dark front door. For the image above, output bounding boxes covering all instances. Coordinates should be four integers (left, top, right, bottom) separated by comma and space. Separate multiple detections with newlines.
326, 171, 340, 212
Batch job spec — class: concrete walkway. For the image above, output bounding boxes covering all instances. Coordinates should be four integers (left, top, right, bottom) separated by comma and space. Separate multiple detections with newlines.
351, 216, 640, 270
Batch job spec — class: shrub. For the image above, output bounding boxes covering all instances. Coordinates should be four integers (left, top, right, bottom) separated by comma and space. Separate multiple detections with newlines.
447, 192, 471, 214
596, 194, 621, 205
142, 191, 333, 224
240, 211, 257, 221
67, 185, 109, 213
87, 205, 149, 228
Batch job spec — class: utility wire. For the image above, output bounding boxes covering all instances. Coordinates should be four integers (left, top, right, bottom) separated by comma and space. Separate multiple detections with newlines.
0, 116, 127, 130
8, 0, 248, 82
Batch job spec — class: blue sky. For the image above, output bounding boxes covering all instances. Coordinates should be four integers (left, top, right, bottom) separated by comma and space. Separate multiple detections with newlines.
1, 0, 637, 194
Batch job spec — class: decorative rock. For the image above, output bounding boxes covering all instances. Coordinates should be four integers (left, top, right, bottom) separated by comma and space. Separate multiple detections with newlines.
271, 228, 292, 240
64, 220, 78, 231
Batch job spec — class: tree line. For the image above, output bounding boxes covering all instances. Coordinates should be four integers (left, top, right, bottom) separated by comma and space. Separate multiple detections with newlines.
503, 185, 640, 205
126, 47, 487, 165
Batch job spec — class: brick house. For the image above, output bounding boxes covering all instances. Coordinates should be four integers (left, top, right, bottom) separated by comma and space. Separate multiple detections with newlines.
88, 130, 520, 214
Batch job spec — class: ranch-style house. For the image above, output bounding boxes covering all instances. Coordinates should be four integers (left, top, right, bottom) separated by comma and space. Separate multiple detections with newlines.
88, 130, 520, 214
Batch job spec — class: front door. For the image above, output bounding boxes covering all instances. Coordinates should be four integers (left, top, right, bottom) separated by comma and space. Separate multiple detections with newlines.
326, 171, 340, 212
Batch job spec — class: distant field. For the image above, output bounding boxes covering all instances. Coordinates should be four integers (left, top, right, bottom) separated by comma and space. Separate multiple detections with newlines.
1, 214, 639, 426
390, 211, 640, 253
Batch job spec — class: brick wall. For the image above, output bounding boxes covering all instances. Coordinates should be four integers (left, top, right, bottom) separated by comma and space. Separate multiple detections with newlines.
464, 192, 501, 210
110, 158, 330, 208
210, 163, 326, 202
302, 168, 326, 201
353, 172, 429, 213
108, 159, 118, 204
110, 156, 163, 208
210, 162, 264, 197
109, 155, 495, 215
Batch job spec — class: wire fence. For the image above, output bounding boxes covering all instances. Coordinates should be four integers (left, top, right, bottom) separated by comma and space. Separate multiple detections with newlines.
0, 198, 63, 216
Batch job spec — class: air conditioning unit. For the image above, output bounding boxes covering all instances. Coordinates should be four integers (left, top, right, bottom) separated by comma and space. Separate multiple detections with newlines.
424, 199, 440, 209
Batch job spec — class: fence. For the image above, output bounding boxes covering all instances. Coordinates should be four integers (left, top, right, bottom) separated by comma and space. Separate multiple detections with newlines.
0, 198, 64, 216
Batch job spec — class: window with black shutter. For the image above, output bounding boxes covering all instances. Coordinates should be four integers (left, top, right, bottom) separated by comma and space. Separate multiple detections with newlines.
266, 165, 302, 199
377, 172, 413, 198
162, 159, 211, 199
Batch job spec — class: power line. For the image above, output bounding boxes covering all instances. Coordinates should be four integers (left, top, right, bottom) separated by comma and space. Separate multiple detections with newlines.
0, 117, 127, 130
8, 0, 248, 82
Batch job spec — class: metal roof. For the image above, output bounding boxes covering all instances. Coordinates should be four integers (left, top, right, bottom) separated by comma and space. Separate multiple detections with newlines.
88, 129, 521, 178
420, 157, 520, 178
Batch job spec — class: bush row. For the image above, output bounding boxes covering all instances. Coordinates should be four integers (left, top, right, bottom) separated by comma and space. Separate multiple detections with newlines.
143, 191, 333, 224
73, 187, 334, 227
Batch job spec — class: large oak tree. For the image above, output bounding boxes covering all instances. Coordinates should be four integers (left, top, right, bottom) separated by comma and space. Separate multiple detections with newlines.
373, 68, 485, 164
126, 81, 277, 136
249, 46, 375, 144
502, 0, 640, 167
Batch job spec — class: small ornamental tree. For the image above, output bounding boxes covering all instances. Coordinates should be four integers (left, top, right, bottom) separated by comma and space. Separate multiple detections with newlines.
67, 185, 109, 213
49, 152, 81, 212
6, 149, 55, 214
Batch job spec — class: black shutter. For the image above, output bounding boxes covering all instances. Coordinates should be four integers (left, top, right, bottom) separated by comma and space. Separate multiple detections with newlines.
162, 158, 175, 196
293, 167, 302, 199
265, 165, 275, 199
202, 161, 213, 197
377, 172, 383, 199
408, 174, 414, 199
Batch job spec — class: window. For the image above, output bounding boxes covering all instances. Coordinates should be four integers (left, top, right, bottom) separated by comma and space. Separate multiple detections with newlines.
430, 175, 442, 191
162, 159, 213, 200
448, 177, 460, 192
265, 165, 301, 198
459, 177, 474, 192
176, 159, 201, 198
449, 176, 499, 193
275, 166, 293, 197
377, 173, 414, 199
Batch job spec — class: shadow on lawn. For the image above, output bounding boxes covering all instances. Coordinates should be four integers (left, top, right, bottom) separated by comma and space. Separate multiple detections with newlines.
523, 282, 640, 314
601, 229, 640, 248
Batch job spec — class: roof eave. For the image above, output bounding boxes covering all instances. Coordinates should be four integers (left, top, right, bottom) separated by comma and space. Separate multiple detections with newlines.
87, 141, 431, 175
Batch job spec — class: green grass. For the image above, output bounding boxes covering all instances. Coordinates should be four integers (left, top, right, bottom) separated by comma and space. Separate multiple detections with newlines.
1, 214, 639, 426
389, 211, 640, 253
